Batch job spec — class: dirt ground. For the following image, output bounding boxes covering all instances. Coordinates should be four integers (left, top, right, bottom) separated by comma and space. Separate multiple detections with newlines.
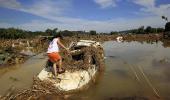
65, 34, 163, 42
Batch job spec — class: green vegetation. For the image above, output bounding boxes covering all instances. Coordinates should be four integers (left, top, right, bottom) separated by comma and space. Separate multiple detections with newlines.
161, 16, 170, 39
45, 28, 58, 36
163, 22, 170, 39
165, 22, 170, 32
89, 30, 97, 35
110, 31, 119, 35
0, 28, 80, 39
120, 26, 164, 34
0, 26, 165, 39
162, 16, 168, 22
0, 28, 49, 39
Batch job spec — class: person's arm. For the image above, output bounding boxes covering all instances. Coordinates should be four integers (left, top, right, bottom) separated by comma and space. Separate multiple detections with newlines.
57, 38, 69, 51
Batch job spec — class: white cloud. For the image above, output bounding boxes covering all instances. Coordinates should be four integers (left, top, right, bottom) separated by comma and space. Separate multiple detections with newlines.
22, 0, 72, 16
0, 0, 168, 32
0, 0, 21, 9
0, 0, 71, 16
131, 0, 170, 17
131, 0, 155, 7
94, 0, 119, 8
143, 4, 170, 17
0, 16, 165, 32
0, 22, 14, 28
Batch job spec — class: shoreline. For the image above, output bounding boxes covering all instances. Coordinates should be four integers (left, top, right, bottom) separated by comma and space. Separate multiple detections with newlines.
1, 34, 170, 68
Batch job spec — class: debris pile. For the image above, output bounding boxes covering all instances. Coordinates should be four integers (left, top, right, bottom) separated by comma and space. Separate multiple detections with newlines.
60, 46, 104, 71
0, 47, 28, 67
0, 38, 48, 67
0, 77, 63, 100
1, 43, 105, 100
45, 45, 104, 72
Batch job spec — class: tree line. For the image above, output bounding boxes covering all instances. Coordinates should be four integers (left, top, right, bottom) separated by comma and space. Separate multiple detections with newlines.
111, 26, 164, 35
0, 28, 48, 39
0, 15, 169, 39
0, 28, 98, 39
0, 26, 166, 39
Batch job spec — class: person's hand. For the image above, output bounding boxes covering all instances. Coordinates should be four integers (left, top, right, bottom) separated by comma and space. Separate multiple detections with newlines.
66, 48, 70, 54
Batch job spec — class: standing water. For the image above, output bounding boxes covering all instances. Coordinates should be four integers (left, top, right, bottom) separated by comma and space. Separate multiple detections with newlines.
1, 41, 170, 100
0, 53, 47, 95
66, 41, 170, 100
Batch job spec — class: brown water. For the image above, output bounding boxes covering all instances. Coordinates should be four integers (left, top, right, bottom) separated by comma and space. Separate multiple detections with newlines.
0, 53, 47, 95
1, 41, 170, 100
66, 41, 170, 100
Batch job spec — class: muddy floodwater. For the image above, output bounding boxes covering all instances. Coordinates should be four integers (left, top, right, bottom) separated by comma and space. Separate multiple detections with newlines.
0, 53, 47, 95
69, 41, 170, 100
1, 41, 170, 100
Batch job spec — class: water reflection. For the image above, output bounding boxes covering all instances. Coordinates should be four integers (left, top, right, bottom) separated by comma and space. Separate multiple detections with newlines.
109, 69, 128, 79
75, 41, 170, 100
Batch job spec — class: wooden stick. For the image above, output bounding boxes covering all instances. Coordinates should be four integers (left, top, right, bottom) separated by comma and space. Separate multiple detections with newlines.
137, 65, 160, 98
128, 63, 141, 82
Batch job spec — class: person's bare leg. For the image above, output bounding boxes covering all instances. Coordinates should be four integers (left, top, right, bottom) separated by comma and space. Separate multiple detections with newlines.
53, 63, 57, 76
58, 59, 62, 72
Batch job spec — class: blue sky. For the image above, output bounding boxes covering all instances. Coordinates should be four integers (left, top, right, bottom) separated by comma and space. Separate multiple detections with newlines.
0, 0, 170, 32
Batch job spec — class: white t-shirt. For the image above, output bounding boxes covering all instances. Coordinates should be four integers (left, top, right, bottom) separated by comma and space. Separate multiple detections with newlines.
47, 38, 59, 53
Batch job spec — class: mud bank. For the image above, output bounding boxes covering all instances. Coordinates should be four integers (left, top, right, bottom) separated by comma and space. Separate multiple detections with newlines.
62, 34, 163, 42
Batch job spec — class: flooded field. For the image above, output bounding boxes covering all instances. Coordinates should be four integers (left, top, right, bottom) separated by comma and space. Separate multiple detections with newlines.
0, 53, 47, 95
1, 41, 170, 100
67, 41, 170, 100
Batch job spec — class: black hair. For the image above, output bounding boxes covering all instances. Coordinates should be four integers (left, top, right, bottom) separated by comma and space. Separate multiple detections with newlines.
49, 33, 63, 41
54, 33, 63, 39
52, 33, 63, 40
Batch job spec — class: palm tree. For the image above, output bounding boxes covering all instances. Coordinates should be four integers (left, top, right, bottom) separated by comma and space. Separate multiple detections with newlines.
162, 16, 168, 22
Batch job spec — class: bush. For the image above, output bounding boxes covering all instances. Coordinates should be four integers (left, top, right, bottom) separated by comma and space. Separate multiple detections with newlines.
165, 22, 170, 32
